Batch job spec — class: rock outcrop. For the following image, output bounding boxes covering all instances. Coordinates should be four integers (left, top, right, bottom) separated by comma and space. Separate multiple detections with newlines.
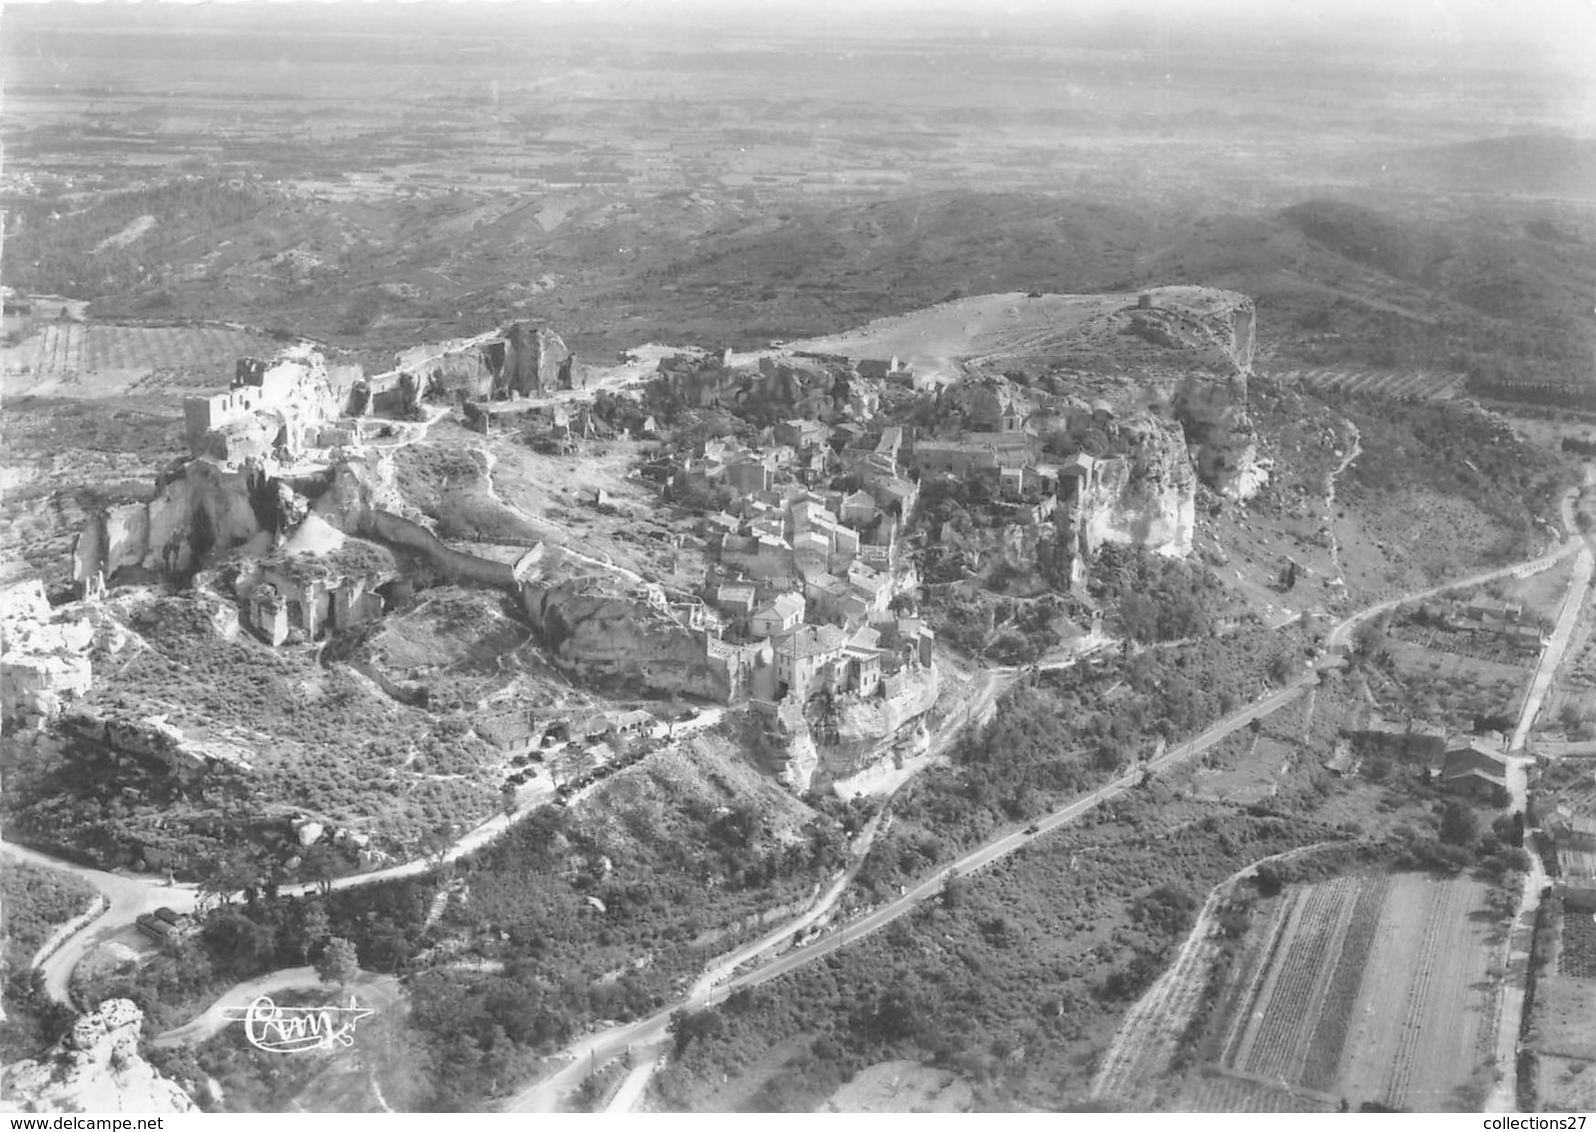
502, 321, 570, 396
1079, 416, 1196, 557
389, 322, 569, 401
73, 459, 269, 584
520, 575, 727, 699
1, 580, 94, 729
811, 666, 939, 788
1, 999, 194, 1113
233, 521, 398, 646
60, 710, 254, 778
1174, 374, 1268, 501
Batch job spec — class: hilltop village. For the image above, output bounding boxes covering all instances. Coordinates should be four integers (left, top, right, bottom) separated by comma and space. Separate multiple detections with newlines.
6, 287, 1260, 839
6, 281, 1592, 1118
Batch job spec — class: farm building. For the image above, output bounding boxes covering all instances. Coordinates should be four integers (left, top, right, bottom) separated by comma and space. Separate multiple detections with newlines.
1437, 735, 1510, 802
476, 709, 547, 754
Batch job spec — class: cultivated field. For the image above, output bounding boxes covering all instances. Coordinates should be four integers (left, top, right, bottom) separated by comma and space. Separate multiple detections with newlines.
1, 321, 279, 398
1278, 365, 1465, 401
1217, 872, 1500, 1111
1377, 639, 1531, 733
1561, 911, 1596, 978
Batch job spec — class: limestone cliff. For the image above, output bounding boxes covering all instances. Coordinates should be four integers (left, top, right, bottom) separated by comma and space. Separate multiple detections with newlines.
74, 459, 269, 584
1, 580, 93, 729
811, 666, 939, 787
502, 322, 571, 396
393, 323, 569, 401
766, 665, 938, 792
1122, 288, 1263, 500
520, 575, 726, 699
1173, 374, 1268, 501
1081, 417, 1195, 557
1, 999, 194, 1113
234, 531, 399, 646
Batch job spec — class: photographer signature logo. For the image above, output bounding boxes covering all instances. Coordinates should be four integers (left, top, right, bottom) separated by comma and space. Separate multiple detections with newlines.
222, 995, 374, 1053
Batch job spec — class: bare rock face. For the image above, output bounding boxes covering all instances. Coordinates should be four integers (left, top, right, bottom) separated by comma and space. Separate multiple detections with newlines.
521, 575, 727, 699
74, 460, 268, 584
503, 322, 570, 396
812, 668, 938, 787
1173, 374, 1267, 501
1, 999, 194, 1113
1082, 416, 1196, 557
1, 580, 94, 729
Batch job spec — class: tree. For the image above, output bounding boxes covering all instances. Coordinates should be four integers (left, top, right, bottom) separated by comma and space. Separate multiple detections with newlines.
315, 936, 360, 987
668, 1007, 722, 1057
1352, 619, 1387, 661
1439, 800, 1480, 848
299, 844, 341, 897
285, 899, 331, 964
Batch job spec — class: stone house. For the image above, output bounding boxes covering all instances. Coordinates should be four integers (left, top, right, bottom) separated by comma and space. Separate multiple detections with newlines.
751, 592, 806, 638
1438, 735, 1510, 802
773, 624, 848, 700
841, 490, 879, 526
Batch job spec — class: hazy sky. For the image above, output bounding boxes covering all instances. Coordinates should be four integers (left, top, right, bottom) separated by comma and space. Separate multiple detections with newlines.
7, 0, 1593, 73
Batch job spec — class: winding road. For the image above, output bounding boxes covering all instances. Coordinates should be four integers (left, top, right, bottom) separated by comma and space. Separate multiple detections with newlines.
6, 471, 1586, 1112
506, 491, 1594, 1113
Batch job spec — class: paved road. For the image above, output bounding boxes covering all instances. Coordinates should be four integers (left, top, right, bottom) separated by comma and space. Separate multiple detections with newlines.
1510, 473, 1595, 755
0, 840, 202, 1003
505, 517, 1588, 1112
1, 711, 736, 1006
507, 664, 1315, 1112
1485, 469, 1593, 1113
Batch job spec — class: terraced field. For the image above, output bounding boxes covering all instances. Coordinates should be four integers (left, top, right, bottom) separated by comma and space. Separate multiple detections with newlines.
1277, 365, 1465, 401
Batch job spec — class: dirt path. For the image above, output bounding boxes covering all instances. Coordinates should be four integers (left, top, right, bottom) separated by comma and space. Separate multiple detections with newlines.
604, 1050, 665, 1113
1092, 841, 1353, 1103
